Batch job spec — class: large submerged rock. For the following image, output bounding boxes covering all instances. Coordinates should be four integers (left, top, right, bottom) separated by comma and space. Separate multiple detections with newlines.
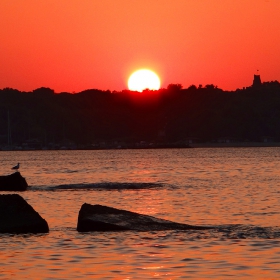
0, 172, 28, 191
0, 194, 49, 233
77, 204, 211, 232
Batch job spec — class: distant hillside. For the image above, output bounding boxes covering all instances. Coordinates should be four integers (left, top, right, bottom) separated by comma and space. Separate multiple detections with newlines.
1, 81, 280, 148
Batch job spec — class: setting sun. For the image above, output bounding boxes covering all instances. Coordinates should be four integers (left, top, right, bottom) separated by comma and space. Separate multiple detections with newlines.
128, 69, 161, 92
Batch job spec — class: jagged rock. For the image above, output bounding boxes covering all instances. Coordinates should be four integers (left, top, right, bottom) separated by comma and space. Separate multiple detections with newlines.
0, 172, 28, 191
0, 194, 49, 233
77, 204, 211, 232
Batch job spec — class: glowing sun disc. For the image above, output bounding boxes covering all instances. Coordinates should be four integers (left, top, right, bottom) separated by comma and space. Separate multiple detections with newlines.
128, 69, 161, 92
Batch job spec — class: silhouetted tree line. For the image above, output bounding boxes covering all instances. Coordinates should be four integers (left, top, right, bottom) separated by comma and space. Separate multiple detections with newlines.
1, 80, 280, 148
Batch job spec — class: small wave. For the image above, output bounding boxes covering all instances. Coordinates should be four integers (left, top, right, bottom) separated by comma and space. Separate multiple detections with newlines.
30, 182, 164, 191
164, 224, 280, 240
194, 224, 280, 239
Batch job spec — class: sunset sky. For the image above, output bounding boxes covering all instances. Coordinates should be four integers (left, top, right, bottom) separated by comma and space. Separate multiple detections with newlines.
1, 0, 280, 93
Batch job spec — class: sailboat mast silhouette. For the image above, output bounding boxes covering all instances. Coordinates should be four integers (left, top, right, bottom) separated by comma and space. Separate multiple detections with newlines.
7, 110, 11, 146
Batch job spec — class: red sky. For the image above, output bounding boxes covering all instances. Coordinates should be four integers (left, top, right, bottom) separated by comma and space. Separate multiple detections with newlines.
1, 0, 280, 92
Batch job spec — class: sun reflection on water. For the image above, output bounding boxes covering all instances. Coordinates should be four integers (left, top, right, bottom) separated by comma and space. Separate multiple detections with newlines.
0, 148, 279, 278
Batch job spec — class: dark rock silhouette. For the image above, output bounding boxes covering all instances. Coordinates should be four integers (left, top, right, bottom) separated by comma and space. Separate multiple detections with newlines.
0, 172, 28, 191
77, 204, 212, 232
0, 194, 49, 233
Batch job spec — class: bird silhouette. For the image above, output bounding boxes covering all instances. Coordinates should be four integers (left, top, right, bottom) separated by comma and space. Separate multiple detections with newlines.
12, 163, 20, 171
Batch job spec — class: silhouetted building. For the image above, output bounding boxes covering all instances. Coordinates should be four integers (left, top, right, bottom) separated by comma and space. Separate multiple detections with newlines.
252, 74, 262, 88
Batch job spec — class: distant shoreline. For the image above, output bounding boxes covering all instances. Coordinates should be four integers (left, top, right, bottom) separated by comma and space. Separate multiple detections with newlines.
1, 142, 280, 151
190, 142, 280, 148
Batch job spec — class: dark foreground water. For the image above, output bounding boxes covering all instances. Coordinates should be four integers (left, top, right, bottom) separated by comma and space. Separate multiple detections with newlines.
0, 148, 279, 279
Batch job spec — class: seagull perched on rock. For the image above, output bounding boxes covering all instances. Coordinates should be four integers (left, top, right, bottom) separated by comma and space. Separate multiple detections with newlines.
12, 163, 20, 171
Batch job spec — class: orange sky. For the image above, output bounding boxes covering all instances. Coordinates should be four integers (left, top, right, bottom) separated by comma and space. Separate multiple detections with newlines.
1, 0, 280, 92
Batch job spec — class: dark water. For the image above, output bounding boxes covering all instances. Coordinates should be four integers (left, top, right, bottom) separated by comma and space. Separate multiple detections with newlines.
0, 148, 279, 279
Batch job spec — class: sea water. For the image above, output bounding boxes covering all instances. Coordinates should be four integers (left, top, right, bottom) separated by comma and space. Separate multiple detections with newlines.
0, 148, 279, 279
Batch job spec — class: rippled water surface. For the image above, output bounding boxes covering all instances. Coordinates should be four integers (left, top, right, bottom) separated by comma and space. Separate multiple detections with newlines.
0, 148, 280, 279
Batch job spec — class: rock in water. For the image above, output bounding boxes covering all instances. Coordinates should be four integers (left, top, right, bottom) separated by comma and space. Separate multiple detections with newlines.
77, 204, 211, 232
0, 172, 28, 191
0, 194, 49, 233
